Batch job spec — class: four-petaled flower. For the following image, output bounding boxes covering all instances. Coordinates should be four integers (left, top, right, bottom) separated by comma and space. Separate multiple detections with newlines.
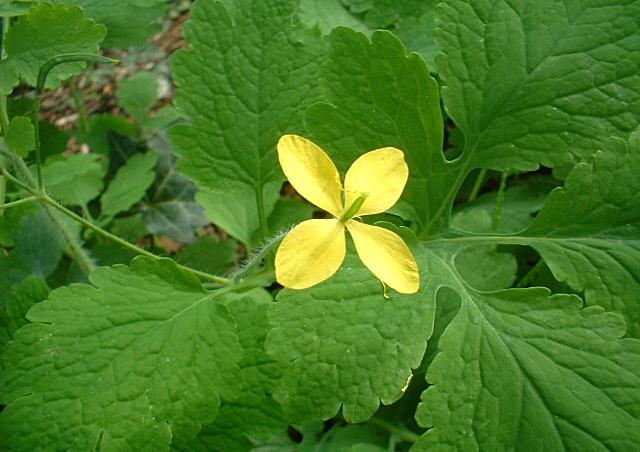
274, 134, 420, 294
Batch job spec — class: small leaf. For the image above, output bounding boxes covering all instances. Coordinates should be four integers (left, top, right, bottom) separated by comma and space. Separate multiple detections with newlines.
42, 153, 106, 206
174, 235, 237, 276
55, 0, 167, 48
101, 152, 158, 218
5, 116, 35, 157
116, 72, 159, 123
13, 206, 65, 279
3, 3, 106, 90
142, 134, 209, 244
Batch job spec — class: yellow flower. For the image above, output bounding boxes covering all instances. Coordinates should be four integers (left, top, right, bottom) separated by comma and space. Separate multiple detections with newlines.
274, 134, 420, 294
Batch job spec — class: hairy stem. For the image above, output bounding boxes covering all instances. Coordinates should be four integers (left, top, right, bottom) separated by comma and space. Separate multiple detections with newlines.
0, 195, 37, 210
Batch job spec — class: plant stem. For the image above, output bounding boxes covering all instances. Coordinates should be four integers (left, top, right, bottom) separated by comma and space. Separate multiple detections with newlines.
3, 169, 232, 286
69, 76, 90, 133
0, 195, 37, 210
492, 172, 508, 231
255, 185, 269, 242
2, 166, 96, 276
516, 259, 546, 288
468, 168, 487, 202
0, 94, 9, 134
367, 417, 420, 443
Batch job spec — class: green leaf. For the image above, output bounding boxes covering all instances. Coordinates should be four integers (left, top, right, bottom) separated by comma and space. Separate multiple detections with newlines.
0, 276, 48, 344
453, 176, 559, 234
0, 257, 242, 451
0, 2, 36, 17
5, 116, 35, 157
267, 198, 316, 235
76, 113, 140, 155
2, 3, 106, 91
454, 244, 517, 291
54, 0, 166, 48
437, 0, 640, 171
176, 290, 287, 451
174, 235, 237, 276
299, 0, 370, 35
197, 183, 280, 248
101, 151, 158, 218
142, 135, 209, 244
521, 138, 640, 336
265, 252, 434, 423
414, 245, 640, 451
305, 28, 447, 235
170, 0, 325, 243
13, 206, 65, 279
343, 0, 440, 68
116, 71, 159, 123
42, 153, 106, 206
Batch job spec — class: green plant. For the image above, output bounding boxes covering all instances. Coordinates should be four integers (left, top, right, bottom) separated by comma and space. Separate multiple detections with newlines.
0, 0, 639, 450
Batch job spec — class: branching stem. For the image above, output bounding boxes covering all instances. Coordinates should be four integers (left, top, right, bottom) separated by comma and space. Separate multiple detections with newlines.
2, 169, 232, 285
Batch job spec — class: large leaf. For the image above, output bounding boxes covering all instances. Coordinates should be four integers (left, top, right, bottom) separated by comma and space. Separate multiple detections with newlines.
414, 245, 640, 451
170, 0, 325, 243
437, 0, 640, 171
305, 28, 447, 235
0, 276, 48, 346
0, 3, 106, 93
521, 138, 640, 336
54, 0, 167, 48
0, 258, 242, 451
265, 252, 435, 423
175, 289, 287, 451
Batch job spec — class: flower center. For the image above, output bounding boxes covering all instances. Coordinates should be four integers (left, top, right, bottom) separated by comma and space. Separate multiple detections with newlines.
340, 194, 367, 222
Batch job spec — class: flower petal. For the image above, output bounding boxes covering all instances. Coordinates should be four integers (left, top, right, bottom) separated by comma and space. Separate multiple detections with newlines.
346, 220, 419, 294
344, 147, 408, 216
275, 219, 346, 290
278, 134, 344, 217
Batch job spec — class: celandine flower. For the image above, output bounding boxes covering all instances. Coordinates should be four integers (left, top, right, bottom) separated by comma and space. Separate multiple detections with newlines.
275, 134, 419, 294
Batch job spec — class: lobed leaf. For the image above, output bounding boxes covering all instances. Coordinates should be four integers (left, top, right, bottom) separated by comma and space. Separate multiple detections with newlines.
54, 0, 167, 48
305, 28, 448, 235
266, 252, 435, 423
414, 245, 640, 451
170, 0, 325, 244
175, 290, 287, 450
0, 258, 242, 451
437, 0, 640, 171
522, 135, 640, 336
0, 3, 106, 93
